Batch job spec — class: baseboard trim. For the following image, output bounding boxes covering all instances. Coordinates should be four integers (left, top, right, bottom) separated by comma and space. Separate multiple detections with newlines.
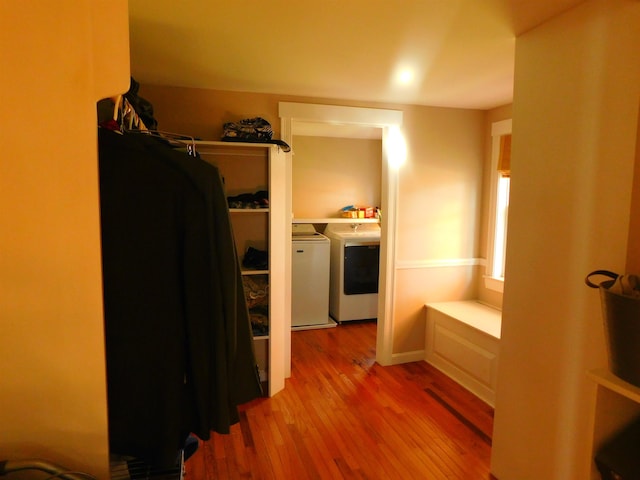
391, 349, 426, 365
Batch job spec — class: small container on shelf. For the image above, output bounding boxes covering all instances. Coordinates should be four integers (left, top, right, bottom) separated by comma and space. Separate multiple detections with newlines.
340, 205, 376, 219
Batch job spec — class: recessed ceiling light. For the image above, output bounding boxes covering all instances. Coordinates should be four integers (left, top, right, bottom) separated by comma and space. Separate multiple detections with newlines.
398, 69, 414, 85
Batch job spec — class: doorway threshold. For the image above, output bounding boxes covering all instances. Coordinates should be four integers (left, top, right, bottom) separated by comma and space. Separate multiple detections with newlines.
291, 318, 338, 332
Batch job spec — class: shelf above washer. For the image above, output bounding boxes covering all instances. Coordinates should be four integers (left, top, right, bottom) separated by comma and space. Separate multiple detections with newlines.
293, 218, 380, 224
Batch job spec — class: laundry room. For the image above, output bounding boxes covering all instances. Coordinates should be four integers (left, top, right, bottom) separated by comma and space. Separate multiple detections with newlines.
291, 135, 382, 220
290, 131, 383, 329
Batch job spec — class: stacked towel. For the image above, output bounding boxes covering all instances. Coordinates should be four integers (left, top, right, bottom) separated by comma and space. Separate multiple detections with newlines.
610, 274, 640, 298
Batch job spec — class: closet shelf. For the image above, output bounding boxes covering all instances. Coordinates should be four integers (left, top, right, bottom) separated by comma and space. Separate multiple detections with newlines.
242, 269, 269, 276
197, 140, 286, 397
195, 140, 274, 148
588, 368, 640, 403
230, 208, 269, 213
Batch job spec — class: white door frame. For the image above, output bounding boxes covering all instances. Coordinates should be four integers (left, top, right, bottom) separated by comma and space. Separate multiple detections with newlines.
279, 102, 403, 370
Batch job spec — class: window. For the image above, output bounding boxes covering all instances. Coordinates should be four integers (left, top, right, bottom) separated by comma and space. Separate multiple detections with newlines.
493, 173, 510, 278
485, 119, 512, 293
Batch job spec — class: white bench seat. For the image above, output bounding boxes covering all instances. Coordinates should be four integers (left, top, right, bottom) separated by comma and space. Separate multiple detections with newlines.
425, 301, 502, 406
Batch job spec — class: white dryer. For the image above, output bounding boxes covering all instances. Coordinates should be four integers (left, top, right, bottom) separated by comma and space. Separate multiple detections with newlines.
324, 223, 381, 322
291, 224, 334, 330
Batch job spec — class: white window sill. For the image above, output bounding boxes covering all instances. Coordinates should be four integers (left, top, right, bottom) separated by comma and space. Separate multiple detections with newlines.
484, 275, 504, 293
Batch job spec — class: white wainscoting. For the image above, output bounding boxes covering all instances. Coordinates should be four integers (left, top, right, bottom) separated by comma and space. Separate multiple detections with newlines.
395, 258, 484, 270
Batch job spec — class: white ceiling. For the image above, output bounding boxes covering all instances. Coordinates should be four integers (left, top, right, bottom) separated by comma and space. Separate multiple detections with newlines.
128, 0, 585, 111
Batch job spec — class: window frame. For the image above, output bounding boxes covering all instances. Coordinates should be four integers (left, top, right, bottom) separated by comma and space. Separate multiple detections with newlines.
484, 119, 512, 293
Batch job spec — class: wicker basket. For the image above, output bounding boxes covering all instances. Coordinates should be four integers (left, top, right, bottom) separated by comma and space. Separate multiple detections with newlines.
586, 270, 640, 387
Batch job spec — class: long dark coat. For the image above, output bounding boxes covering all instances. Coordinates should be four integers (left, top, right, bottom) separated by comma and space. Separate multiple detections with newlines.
98, 129, 262, 468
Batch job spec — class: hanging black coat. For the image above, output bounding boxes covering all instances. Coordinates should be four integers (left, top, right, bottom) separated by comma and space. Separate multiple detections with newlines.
98, 128, 262, 468
139, 133, 264, 424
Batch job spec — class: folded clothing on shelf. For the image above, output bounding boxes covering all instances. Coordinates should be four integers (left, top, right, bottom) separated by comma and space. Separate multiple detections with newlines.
248, 305, 269, 337
242, 275, 269, 337
242, 247, 268, 271
220, 117, 291, 152
222, 117, 273, 142
228, 190, 268, 209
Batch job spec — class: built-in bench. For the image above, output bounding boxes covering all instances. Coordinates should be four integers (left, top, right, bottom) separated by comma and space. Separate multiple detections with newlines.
425, 301, 502, 406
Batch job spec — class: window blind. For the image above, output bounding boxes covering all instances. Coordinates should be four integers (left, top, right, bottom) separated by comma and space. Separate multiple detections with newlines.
498, 134, 511, 176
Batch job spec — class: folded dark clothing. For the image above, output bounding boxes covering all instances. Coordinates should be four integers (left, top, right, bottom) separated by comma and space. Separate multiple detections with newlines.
242, 247, 268, 271
222, 117, 273, 141
228, 191, 268, 209
249, 305, 269, 337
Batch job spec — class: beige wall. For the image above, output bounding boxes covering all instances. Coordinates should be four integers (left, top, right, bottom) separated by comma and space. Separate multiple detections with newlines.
491, 1, 640, 478
0, 1, 130, 477
292, 136, 382, 219
396, 106, 484, 261
140, 85, 486, 356
393, 105, 485, 353
627, 106, 640, 272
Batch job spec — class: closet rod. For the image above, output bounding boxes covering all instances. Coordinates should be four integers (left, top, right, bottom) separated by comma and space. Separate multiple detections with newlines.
199, 151, 266, 158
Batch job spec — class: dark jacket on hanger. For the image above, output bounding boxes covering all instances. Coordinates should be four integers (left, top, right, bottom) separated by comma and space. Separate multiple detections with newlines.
139, 134, 264, 426
98, 128, 262, 468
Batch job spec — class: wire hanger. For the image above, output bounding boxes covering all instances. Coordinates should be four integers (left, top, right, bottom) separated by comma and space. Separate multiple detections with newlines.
104, 95, 197, 156
115, 95, 148, 132
127, 129, 198, 157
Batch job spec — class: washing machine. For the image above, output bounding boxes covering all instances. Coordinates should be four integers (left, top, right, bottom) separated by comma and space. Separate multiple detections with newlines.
324, 223, 381, 322
291, 224, 333, 329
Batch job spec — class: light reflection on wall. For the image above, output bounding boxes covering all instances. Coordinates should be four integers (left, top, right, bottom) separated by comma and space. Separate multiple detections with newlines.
386, 126, 407, 169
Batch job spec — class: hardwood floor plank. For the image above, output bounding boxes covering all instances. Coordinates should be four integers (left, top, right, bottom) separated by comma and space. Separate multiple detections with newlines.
186, 321, 495, 479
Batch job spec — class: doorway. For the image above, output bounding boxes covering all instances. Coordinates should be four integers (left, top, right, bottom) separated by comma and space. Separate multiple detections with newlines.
280, 102, 404, 375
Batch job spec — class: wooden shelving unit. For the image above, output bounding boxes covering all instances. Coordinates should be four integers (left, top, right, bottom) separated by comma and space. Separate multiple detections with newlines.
587, 368, 640, 479
197, 141, 287, 397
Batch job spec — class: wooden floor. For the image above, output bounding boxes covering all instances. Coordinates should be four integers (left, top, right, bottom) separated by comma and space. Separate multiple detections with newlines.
185, 321, 495, 479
